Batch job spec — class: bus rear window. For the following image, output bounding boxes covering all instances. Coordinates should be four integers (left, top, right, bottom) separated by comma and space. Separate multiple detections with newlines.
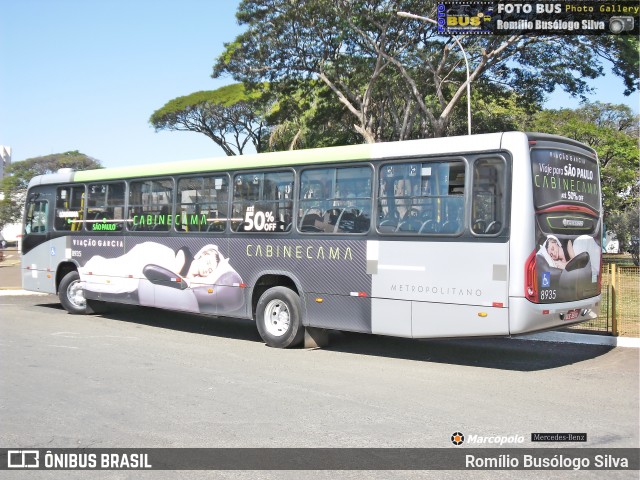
530, 149, 600, 213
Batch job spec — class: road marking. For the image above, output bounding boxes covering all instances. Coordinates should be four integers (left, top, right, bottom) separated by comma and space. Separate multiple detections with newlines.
52, 332, 81, 337
47, 345, 80, 349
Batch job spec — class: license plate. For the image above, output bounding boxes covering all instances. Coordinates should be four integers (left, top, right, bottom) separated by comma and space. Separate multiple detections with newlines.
565, 309, 580, 321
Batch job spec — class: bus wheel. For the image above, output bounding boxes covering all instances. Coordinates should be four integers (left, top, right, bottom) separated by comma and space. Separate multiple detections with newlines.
256, 287, 304, 348
58, 270, 88, 314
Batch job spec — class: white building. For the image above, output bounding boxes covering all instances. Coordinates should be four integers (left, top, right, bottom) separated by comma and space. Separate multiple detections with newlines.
605, 231, 620, 254
0, 145, 10, 179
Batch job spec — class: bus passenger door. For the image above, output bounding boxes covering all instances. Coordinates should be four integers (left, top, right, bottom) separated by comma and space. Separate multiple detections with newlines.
22, 197, 54, 293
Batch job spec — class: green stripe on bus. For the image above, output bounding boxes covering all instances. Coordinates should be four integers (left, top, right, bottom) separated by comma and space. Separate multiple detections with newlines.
73, 143, 375, 182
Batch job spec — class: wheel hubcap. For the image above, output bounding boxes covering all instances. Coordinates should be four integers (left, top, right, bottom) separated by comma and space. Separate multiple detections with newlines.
67, 280, 86, 309
264, 299, 290, 337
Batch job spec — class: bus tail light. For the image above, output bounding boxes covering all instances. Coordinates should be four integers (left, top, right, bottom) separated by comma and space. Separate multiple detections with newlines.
525, 249, 538, 303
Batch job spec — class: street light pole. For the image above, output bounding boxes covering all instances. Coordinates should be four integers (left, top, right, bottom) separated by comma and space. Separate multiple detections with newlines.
397, 11, 472, 135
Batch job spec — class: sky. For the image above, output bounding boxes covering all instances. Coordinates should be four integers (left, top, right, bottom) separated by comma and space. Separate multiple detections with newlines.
1, 0, 638, 170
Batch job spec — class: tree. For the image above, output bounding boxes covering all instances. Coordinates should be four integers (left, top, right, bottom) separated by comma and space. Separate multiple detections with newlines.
589, 36, 639, 97
266, 80, 362, 151
149, 84, 269, 155
0, 151, 101, 230
605, 205, 639, 255
212, 0, 636, 143
448, 84, 535, 136
527, 102, 640, 240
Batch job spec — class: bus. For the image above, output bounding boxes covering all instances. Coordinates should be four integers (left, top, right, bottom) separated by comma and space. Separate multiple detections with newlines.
21, 132, 602, 348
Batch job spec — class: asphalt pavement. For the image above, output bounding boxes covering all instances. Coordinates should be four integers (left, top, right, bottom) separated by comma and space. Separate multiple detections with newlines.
0, 294, 638, 479
0, 248, 20, 289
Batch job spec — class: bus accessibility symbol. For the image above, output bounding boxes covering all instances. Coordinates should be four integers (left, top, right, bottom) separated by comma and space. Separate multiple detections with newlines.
542, 272, 551, 288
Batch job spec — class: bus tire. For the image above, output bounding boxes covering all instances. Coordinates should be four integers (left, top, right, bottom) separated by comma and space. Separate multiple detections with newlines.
58, 270, 88, 315
255, 287, 305, 348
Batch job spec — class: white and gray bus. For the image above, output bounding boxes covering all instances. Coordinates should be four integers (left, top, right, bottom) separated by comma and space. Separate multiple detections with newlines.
21, 132, 602, 347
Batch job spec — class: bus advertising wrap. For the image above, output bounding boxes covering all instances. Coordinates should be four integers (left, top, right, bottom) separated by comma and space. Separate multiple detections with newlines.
530, 148, 602, 304
73, 239, 246, 316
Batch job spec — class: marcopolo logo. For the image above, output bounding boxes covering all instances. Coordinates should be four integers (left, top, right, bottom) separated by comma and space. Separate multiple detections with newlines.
450, 432, 526, 446
466, 434, 526, 445
451, 432, 465, 446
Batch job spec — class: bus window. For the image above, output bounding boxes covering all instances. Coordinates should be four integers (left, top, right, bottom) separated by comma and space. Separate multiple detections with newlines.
177, 175, 228, 233
127, 179, 174, 231
298, 166, 371, 234
232, 171, 293, 233
24, 199, 49, 234
471, 158, 506, 235
54, 186, 84, 231
87, 182, 125, 232
378, 160, 465, 234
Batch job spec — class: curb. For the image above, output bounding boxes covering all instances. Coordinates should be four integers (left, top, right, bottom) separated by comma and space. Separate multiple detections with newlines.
519, 331, 640, 349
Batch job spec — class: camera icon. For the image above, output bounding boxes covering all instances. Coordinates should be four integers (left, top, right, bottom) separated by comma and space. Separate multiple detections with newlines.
609, 16, 634, 34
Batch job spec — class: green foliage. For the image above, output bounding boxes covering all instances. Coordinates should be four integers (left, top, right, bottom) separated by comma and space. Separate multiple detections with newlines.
266, 80, 361, 151
606, 205, 640, 252
0, 151, 101, 229
213, 0, 637, 142
448, 83, 537, 135
527, 102, 639, 221
587, 36, 639, 96
149, 84, 268, 155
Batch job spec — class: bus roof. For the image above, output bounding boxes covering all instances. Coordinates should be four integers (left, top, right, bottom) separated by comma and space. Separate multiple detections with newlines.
27, 131, 588, 187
